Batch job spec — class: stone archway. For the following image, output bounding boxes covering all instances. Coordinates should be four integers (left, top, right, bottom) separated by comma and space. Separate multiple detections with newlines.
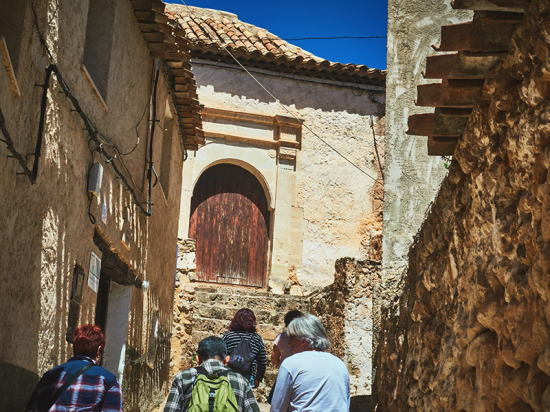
189, 163, 270, 288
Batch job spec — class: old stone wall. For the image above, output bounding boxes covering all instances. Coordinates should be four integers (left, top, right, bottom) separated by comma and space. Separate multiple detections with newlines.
376, 1, 550, 410
169, 241, 379, 406
311, 258, 380, 398
0, 1, 184, 410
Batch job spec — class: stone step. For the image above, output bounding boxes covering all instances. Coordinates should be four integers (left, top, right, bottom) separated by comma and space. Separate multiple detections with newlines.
194, 291, 309, 313
193, 316, 282, 341
194, 304, 291, 326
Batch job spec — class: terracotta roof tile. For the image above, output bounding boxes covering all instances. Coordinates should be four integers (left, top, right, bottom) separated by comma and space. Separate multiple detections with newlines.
165, 4, 385, 86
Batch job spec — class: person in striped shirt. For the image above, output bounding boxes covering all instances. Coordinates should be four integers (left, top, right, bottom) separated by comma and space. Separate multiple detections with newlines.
222, 308, 267, 388
25, 324, 123, 412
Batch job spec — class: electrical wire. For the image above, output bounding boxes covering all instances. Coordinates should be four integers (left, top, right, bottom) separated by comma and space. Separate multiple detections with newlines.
177, 0, 382, 183
31, 25, 151, 216
282, 36, 387, 41
370, 115, 384, 182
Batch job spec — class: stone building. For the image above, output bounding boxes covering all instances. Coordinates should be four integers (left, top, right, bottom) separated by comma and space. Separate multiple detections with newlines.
0, 1, 202, 411
376, 0, 550, 410
166, 4, 386, 295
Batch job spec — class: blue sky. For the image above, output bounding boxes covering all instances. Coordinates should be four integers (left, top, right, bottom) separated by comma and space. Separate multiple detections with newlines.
164, 0, 388, 70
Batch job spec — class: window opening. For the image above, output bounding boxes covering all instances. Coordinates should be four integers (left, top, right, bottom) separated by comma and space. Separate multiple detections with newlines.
82, 0, 116, 101
66, 266, 85, 343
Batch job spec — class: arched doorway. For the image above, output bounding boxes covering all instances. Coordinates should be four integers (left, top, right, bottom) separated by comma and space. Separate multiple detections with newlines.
189, 164, 270, 287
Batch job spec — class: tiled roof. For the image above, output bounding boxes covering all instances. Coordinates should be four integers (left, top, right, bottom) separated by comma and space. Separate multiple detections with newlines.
407, 0, 529, 156
130, 0, 204, 149
165, 4, 385, 87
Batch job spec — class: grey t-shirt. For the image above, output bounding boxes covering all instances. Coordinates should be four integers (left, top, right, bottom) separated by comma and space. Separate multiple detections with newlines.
270, 351, 350, 412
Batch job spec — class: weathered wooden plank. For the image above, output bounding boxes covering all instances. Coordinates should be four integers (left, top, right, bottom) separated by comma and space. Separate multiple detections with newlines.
441, 79, 484, 107
135, 11, 169, 24
407, 113, 435, 136
138, 22, 172, 35
433, 108, 472, 135
143, 32, 176, 44
424, 54, 459, 79
451, 0, 528, 12
131, 0, 165, 13
416, 83, 442, 106
428, 136, 459, 156
470, 11, 523, 52
434, 22, 473, 52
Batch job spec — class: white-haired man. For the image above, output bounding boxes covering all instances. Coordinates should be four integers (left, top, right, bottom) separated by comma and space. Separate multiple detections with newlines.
270, 313, 350, 411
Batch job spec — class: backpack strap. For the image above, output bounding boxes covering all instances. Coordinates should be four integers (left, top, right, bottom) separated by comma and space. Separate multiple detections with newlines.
43, 363, 96, 411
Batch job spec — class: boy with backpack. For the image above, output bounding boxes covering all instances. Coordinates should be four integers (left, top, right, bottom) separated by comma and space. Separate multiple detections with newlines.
164, 336, 260, 412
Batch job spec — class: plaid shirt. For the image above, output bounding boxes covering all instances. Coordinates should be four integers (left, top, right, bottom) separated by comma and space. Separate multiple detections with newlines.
164, 359, 260, 412
25, 355, 123, 412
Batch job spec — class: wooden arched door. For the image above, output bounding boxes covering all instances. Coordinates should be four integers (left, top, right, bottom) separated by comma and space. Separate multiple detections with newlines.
189, 164, 270, 287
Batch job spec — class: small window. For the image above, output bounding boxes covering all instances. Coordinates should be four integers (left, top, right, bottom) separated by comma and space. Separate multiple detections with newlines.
0, 0, 27, 75
160, 100, 174, 197
82, 0, 116, 100
66, 266, 85, 343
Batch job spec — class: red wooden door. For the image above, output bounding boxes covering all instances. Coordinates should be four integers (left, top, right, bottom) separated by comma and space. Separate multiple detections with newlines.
189, 164, 270, 287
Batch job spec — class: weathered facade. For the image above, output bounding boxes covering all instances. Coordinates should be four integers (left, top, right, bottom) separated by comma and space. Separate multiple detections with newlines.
167, 5, 386, 295
379, 0, 472, 363
376, 0, 550, 410
0, 1, 201, 410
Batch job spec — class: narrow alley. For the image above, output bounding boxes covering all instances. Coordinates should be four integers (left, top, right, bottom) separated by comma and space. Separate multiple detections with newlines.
2, 0, 550, 411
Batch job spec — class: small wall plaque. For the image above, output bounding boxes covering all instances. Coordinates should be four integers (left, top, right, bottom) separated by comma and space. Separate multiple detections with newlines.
88, 251, 101, 293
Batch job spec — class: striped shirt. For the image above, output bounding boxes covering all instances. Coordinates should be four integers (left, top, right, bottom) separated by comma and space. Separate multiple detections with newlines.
163, 359, 260, 412
222, 331, 267, 382
24, 356, 123, 412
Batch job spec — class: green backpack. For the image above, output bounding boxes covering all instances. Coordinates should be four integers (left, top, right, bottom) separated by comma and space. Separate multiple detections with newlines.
187, 367, 239, 412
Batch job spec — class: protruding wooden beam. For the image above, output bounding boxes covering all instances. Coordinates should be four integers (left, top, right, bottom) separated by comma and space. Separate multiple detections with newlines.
428, 137, 459, 156
470, 11, 523, 52
138, 22, 172, 34
441, 79, 484, 107
451, 0, 528, 12
434, 22, 473, 52
424, 52, 502, 79
416, 83, 442, 106
135, 11, 169, 24
408, 108, 471, 137
407, 113, 434, 136
130, 0, 165, 13
433, 108, 471, 135
143, 32, 176, 44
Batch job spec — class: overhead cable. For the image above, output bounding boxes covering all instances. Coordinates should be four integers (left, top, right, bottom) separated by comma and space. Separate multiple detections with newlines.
177, 0, 381, 183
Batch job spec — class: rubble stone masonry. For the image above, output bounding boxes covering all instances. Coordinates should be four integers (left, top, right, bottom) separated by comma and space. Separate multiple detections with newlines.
375, 1, 550, 410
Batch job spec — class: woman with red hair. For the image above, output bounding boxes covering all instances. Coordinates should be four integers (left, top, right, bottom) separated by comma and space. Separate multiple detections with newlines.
25, 324, 123, 411
222, 308, 267, 388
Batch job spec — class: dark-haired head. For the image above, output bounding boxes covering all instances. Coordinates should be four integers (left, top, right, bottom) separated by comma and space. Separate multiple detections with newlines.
73, 324, 105, 359
228, 308, 257, 333
284, 310, 304, 327
198, 336, 227, 360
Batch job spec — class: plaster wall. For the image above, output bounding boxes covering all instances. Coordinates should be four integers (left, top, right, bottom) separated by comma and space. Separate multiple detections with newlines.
179, 60, 385, 294
379, 0, 472, 382
0, 0, 184, 410
383, 3, 472, 276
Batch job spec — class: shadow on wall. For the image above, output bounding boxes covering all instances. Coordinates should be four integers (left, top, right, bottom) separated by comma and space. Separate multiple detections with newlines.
351, 395, 371, 412
193, 65, 385, 115
0, 361, 39, 412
